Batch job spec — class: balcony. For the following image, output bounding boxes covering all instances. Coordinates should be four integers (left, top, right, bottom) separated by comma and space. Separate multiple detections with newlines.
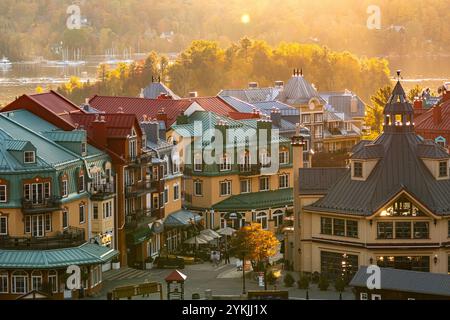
126, 153, 152, 167
90, 183, 116, 201
21, 196, 62, 214
125, 208, 159, 229
0, 227, 85, 250
125, 180, 158, 198
239, 164, 261, 176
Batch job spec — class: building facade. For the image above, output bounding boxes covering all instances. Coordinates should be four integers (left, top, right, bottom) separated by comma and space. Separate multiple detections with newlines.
294, 81, 450, 280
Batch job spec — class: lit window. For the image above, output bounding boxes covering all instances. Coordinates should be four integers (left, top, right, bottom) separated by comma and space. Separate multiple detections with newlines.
24, 151, 35, 164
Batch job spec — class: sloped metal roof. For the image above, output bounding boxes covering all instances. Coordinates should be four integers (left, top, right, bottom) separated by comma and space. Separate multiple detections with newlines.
213, 188, 293, 211
299, 168, 349, 195
42, 130, 87, 142
350, 267, 450, 297
219, 87, 281, 103
277, 75, 325, 105
164, 209, 202, 228
143, 82, 180, 99
0, 243, 118, 269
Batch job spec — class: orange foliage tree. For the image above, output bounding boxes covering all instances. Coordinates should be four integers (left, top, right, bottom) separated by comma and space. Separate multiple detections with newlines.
231, 223, 279, 272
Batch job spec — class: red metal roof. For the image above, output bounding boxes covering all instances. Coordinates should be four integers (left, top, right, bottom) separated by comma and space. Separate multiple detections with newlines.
186, 97, 238, 116
89, 95, 238, 127
89, 95, 193, 127
164, 270, 187, 282
415, 99, 450, 132
70, 113, 142, 138
28, 90, 85, 115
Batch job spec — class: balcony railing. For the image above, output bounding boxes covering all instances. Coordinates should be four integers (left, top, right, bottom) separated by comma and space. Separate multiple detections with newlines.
21, 196, 62, 214
90, 182, 116, 200
125, 208, 159, 229
126, 153, 152, 166
239, 164, 261, 176
125, 180, 158, 198
0, 227, 85, 250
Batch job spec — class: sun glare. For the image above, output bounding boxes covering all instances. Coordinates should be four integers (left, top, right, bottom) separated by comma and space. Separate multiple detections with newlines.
241, 14, 250, 24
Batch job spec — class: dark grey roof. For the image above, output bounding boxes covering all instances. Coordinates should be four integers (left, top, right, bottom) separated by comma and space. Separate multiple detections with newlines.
305, 132, 450, 216
277, 75, 325, 105
320, 92, 366, 119
352, 143, 385, 159
304, 81, 450, 216
350, 267, 450, 297
143, 82, 180, 100
417, 142, 450, 159
299, 168, 349, 195
219, 96, 255, 113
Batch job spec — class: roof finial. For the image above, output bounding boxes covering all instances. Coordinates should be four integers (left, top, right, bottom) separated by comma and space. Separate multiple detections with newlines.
396, 70, 402, 81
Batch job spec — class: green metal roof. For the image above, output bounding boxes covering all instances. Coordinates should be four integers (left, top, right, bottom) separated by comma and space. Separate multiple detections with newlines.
127, 226, 153, 245
6, 140, 31, 151
213, 188, 293, 211
0, 243, 118, 269
42, 130, 87, 142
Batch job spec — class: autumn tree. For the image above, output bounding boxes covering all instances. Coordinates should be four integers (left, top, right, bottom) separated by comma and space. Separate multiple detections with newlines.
366, 85, 392, 135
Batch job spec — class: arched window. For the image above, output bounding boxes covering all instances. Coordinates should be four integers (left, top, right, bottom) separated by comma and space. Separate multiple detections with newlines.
12, 271, 28, 294
31, 270, 42, 291
256, 212, 268, 230
272, 210, 284, 227
48, 270, 58, 293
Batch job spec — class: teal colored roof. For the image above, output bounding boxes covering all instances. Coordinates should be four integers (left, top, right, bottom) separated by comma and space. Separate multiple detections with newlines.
0, 243, 118, 269
213, 188, 293, 211
164, 209, 202, 228
42, 130, 86, 142
6, 140, 30, 151
127, 226, 152, 245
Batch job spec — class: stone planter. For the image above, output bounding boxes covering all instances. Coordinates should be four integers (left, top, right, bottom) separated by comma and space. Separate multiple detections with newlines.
112, 261, 121, 270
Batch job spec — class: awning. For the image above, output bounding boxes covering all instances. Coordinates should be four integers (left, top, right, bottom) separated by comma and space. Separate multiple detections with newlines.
164, 209, 202, 228
213, 188, 293, 211
127, 226, 152, 245
223, 212, 244, 220
0, 243, 118, 269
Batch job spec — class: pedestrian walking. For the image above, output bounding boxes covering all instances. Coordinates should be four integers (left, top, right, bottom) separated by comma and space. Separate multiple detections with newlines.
224, 250, 230, 264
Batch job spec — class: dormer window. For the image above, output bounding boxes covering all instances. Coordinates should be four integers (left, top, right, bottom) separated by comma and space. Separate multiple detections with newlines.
78, 170, 85, 193
0, 184, 7, 203
353, 162, 363, 178
24, 151, 36, 164
439, 161, 448, 177
81, 142, 87, 156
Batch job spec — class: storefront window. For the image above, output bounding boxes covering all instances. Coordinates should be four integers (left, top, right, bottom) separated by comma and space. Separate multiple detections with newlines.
377, 256, 430, 272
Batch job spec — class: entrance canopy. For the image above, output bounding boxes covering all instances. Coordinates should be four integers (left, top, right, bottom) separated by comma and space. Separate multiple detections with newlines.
164, 210, 202, 228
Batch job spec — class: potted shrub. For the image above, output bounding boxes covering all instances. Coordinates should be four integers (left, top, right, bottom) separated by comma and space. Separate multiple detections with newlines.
145, 256, 154, 270
112, 256, 121, 270
311, 271, 320, 284
318, 276, 330, 291
334, 277, 346, 293
297, 275, 310, 289
283, 273, 295, 287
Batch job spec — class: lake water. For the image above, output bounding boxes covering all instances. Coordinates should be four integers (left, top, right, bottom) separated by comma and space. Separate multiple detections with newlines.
0, 55, 449, 107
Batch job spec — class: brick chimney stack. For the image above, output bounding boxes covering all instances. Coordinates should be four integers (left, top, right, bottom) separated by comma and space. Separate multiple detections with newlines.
433, 105, 442, 125
92, 114, 108, 147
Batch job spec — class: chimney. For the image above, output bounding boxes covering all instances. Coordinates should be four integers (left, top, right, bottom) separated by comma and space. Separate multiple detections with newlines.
413, 98, 423, 110
270, 107, 282, 127
248, 82, 258, 89
140, 120, 159, 144
157, 108, 168, 126
189, 91, 198, 98
82, 98, 90, 112
433, 105, 442, 125
92, 114, 108, 147
139, 88, 145, 98
274, 81, 284, 89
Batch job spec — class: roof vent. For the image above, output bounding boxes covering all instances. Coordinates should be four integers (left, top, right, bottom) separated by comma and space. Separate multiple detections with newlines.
248, 82, 258, 89
189, 91, 198, 98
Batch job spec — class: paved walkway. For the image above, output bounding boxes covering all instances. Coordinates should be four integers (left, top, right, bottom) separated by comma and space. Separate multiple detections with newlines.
89, 259, 354, 300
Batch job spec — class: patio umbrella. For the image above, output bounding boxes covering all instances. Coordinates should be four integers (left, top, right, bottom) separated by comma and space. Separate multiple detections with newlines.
198, 234, 215, 242
200, 229, 222, 239
184, 236, 209, 245
217, 226, 236, 236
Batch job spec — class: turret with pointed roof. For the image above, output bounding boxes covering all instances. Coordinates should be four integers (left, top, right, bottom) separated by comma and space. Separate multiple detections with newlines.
277, 69, 326, 105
